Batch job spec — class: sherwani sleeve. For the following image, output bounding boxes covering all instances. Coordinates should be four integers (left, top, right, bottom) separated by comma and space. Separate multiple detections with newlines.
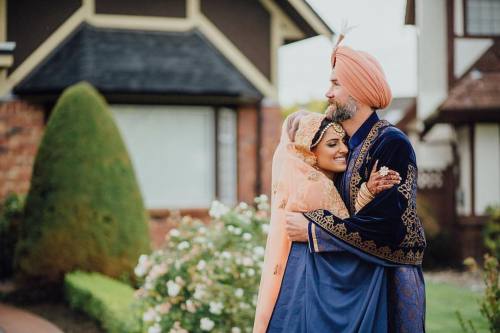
305, 133, 423, 266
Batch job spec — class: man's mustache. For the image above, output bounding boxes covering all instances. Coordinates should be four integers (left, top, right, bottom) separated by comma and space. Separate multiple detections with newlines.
325, 102, 337, 121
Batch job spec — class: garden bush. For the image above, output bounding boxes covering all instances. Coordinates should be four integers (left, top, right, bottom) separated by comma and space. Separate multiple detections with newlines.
65, 271, 140, 333
134, 196, 270, 333
15, 82, 150, 282
0, 193, 24, 279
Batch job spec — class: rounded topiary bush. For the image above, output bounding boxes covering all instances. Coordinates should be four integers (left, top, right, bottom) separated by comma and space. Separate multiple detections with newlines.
15, 81, 150, 282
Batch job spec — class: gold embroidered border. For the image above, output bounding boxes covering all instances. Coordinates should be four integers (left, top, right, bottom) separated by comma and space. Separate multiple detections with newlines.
349, 120, 390, 213
311, 223, 319, 252
398, 164, 426, 249
304, 210, 424, 265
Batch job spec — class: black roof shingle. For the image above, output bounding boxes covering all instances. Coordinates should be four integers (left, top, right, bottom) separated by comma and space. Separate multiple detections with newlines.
15, 24, 262, 101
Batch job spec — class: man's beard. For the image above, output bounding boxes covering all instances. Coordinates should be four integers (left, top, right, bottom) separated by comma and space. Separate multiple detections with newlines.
328, 96, 358, 122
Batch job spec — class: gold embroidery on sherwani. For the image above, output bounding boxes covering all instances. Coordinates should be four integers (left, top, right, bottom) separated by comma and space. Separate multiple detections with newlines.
303, 210, 424, 265
349, 120, 389, 213
398, 164, 426, 248
304, 120, 426, 265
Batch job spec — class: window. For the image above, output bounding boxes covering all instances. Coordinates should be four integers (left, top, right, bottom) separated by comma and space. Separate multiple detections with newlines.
465, 0, 500, 36
111, 105, 237, 209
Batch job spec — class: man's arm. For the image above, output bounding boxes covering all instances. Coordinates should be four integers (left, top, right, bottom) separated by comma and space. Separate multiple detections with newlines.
303, 132, 424, 265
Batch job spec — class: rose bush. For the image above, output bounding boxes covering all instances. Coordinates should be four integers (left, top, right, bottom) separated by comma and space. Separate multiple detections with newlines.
135, 196, 270, 333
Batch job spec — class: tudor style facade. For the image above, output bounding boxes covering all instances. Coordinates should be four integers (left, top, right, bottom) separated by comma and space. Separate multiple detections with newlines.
406, 0, 500, 261
0, 0, 333, 220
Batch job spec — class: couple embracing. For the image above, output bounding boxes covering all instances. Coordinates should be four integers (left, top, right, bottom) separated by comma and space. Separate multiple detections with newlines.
253, 37, 427, 333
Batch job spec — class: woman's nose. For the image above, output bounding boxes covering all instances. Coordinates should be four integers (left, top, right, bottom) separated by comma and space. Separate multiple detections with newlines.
339, 141, 348, 154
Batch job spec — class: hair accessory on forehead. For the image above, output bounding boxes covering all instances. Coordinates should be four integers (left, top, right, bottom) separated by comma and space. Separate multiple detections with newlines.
310, 122, 345, 148
331, 20, 357, 68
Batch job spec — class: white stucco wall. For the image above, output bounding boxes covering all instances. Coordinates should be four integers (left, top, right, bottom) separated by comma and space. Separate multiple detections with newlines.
474, 124, 500, 214
414, 0, 455, 170
454, 39, 494, 78
416, 0, 448, 121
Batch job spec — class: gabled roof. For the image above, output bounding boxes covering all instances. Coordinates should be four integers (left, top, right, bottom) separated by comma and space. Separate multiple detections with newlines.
275, 0, 334, 43
14, 24, 262, 102
424, 41, 500, 132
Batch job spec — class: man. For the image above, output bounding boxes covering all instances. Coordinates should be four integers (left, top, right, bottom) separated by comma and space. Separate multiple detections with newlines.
285, 44, 426, 332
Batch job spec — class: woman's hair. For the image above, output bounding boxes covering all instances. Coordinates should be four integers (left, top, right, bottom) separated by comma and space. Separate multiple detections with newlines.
310, 118, 335, 149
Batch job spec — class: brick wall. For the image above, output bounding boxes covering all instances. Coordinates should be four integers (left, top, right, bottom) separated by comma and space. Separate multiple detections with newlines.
237, 105, 258, 204
0, 100, 45, 201
237, 102, 283, 204
260, 103, 282, 198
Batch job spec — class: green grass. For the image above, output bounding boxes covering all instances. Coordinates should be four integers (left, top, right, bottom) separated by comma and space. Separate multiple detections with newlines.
426, 281, 489, 333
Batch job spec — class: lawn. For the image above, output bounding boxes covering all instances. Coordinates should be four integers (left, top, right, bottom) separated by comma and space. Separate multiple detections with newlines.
426, 281, 489, 333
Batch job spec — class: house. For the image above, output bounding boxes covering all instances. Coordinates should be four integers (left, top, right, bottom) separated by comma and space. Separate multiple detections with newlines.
0, 0, 333, 221
405, 0, 500, 261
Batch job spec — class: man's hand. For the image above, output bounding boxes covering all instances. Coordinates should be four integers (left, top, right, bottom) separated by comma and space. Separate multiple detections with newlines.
285, 212, 309, 242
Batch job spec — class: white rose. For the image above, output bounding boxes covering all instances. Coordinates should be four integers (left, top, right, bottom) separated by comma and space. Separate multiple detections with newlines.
142, 308, 156, 322
186, 299, 197, 313
134, 254, 150, 277
247, 268, 255, 276
200, 317, 215, 331
239, 302, 250, 309
166, 280, 181, 297
209, 200, 229, 219
243, 258, 254, 266
238, 202, 249, 210
194, 284, 205, 300
177, 241, 190, 250
233, 227, 242, 235
242, 233, 252, 241
231, 328, 242, 333
209, 301, 223, 315
169, 228, 180, 237
235, 288, 244, 298
148, 324, 161, 333
253, 246, 265, 256
197, 260, 206, 270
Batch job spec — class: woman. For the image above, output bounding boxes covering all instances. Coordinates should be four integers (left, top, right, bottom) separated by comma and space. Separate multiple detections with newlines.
253, 111, 400, 332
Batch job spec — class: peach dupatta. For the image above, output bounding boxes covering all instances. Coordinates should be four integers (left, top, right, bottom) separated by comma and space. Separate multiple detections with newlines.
252, 112, 349, 333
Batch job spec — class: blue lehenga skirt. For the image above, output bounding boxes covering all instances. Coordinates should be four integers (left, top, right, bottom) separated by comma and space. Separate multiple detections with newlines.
266, 240, 425, 333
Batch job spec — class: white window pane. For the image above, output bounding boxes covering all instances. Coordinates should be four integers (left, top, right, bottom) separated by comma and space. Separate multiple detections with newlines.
111, 105, 215, 209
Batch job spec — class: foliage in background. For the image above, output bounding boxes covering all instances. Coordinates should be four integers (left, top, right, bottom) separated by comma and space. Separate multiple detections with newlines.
65, 271, 140, 333
282, 99, 328, 118
417, 196, 459, 269
459, 205, 500, 333
0, 193, 25, 279
483, 206, 500, 260
134, 196, 270, 333
15, 82, 150, 283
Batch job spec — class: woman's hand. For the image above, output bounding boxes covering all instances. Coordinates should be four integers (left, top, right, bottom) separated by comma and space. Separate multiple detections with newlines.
366, 160, 401, 195
285, 212, 309, 242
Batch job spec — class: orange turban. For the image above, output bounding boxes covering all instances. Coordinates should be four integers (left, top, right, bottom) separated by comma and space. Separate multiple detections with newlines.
331, 46, 392, 109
